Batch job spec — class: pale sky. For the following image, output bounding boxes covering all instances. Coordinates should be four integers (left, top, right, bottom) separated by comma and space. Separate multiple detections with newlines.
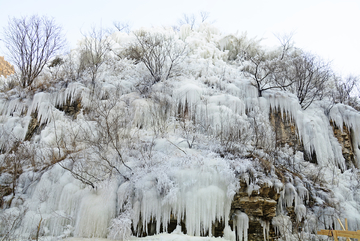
0, 0, 359, 76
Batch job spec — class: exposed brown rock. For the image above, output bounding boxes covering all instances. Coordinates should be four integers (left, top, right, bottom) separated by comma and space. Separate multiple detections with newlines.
25, 111, 45, 141
56, 98, 82, 119
0, 185, 12, 208
230, 181, 281, 241
331, 121, 356, 168
270, 110, 317, 164
0, 56, 15, 78
270, 110, 358, 168
132, 180, 281, 240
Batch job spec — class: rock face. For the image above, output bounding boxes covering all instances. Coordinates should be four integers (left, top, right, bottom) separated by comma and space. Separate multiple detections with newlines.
331, 121, 356, 168
270, 110, 316, 164
231, 181, 280, 241
55, 98, 82, 119
24, 111, 44, 141
270, 110, 357, 168
0, 56, 15, 77
0, 185, 12, 208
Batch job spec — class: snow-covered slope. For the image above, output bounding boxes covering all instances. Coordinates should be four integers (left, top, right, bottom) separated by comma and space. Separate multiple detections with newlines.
0, 24, 360, 241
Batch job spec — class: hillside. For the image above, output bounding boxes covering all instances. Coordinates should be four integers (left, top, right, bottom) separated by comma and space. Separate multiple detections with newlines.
0, 24, 360, 241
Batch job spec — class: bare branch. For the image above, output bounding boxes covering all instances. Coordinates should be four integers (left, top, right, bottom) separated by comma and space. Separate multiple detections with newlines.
113, 21, 131, 34
178, 13, 196, 30
200, 11, 210, 23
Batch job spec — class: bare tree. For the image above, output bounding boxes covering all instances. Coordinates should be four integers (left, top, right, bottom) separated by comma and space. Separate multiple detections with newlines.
274, 32, 295, 60
290, 52, 332, 109
125, 30, 187, 85
2, 15, 65, 87
242, 34, 297, 97
79, 26, 112, 83
243, 48, 295, 97
333, 75, 358, 105
50, 87, 133, 188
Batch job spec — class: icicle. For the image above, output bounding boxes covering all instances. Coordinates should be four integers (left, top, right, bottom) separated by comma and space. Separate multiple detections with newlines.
174, 82, 203, 109
129, 157, 237, 238
223, 225, 236, 241
263, 90, 346, 169
233, 210, 249, 241
179, 24, 191, 41
74, 181, 117, 238
295, 204, 306, 222
260, 220, 269, 241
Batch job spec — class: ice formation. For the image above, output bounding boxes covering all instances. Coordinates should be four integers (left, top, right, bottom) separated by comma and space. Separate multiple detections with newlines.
233, 211, 249, 241
0, 154, 238, 239
129, 157, 237, 237
1, 22, 360, 241
272, 215, 292, 241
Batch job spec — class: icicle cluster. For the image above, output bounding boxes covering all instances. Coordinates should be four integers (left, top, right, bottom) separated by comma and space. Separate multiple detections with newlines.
233, 211, 249, 241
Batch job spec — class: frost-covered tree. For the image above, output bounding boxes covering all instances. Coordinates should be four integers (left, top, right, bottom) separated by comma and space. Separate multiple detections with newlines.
79, 26, 112, 83
218, 33, 262, 62
124, 30, 187, 84
1, 15, 65, 87
333, 75, 359, 107
290, 52, 332, 109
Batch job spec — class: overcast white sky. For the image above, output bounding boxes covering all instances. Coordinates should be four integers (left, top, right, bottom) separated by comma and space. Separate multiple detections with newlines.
0, 0, 359, 76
